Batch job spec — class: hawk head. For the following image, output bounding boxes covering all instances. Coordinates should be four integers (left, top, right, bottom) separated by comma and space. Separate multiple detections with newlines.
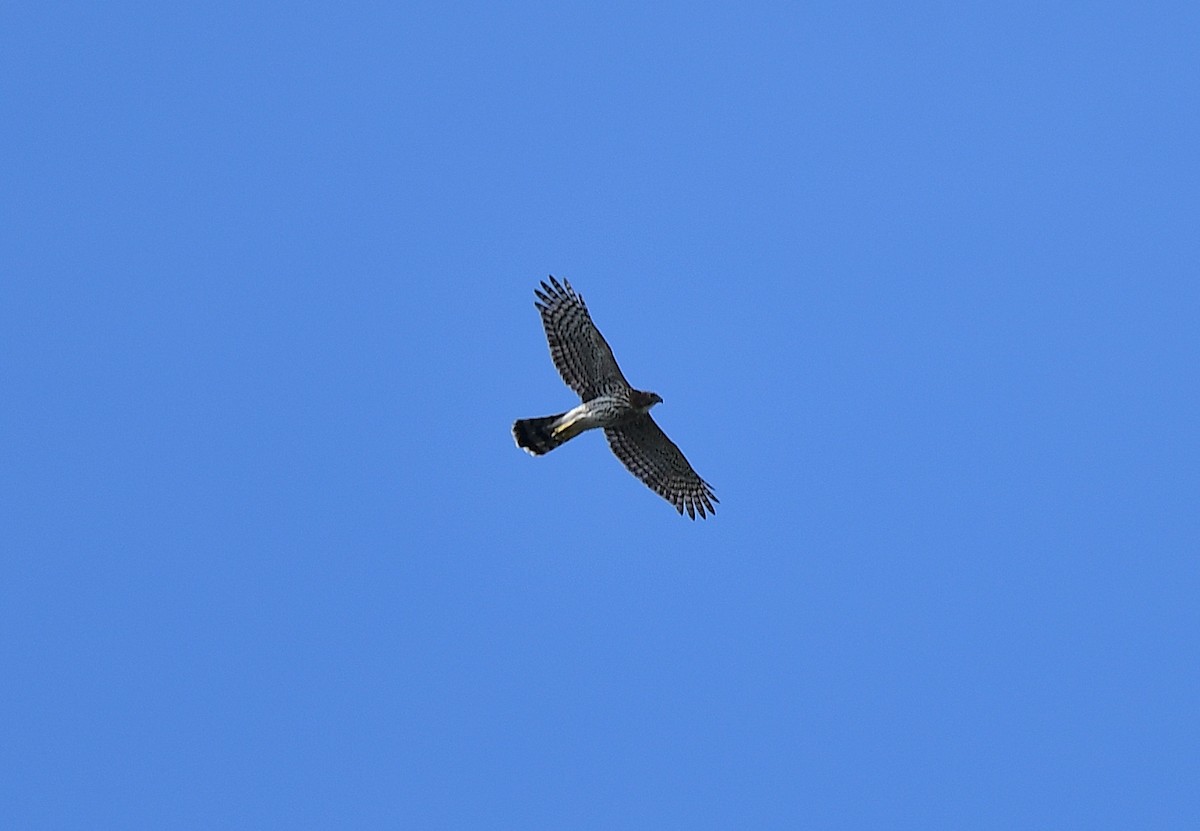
631, 390, 663, 412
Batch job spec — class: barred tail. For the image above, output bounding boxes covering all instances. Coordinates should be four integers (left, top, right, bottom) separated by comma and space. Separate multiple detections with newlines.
512, 412, 570, 456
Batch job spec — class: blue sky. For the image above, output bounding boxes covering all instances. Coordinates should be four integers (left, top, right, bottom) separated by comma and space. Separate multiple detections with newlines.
3, 2, 1198, 828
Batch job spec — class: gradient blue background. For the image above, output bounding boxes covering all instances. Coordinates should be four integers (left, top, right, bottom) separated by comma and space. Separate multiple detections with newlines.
4, 2, 1197, 828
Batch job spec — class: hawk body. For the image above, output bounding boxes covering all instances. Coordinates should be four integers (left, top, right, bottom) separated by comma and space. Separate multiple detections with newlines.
513, 276, 717, 519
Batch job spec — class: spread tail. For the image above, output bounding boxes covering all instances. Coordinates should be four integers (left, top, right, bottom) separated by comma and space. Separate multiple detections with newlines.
512, 412, 570, 456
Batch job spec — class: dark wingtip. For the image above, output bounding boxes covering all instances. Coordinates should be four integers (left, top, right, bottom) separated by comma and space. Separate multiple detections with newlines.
535, 275, 582, 307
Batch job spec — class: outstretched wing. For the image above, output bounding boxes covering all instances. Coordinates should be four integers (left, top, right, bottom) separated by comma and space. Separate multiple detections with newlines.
535, 276, 630, 400
605, 415, 718, 519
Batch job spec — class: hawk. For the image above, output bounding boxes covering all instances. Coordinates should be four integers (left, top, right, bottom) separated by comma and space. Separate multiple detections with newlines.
512, 276, 718, 519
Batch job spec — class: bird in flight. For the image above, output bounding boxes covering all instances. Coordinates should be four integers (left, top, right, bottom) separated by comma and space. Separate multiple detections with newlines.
512, 276, 717, 519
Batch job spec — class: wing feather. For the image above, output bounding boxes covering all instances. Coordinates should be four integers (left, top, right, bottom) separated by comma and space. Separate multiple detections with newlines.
535, 276, 629, 400
605, 416, 718, 519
